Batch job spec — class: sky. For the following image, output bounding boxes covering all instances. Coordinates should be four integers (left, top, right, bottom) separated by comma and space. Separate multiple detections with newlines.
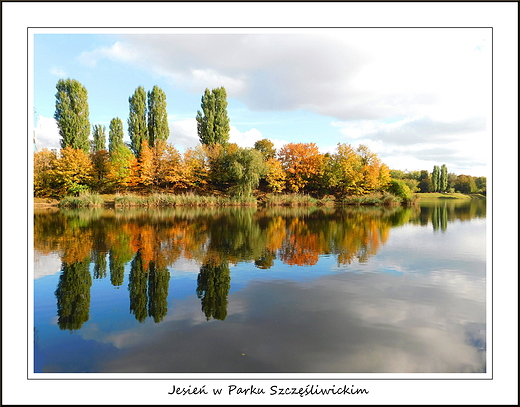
32, 28, 491, 177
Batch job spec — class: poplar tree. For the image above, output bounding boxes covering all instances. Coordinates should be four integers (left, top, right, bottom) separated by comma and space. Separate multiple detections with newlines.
440, 164, 448, 192
196, 87, 230, 146
54, 78, 90, 153
108, 118, 124, 155
147, 85, 169, 147
128, 86, 148, 156
92, 124, 106, 151
432, 165, 440, 192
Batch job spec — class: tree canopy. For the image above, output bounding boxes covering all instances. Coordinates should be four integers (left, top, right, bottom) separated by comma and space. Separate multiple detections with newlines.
54, 78, 90, 153
196, 87, 230, 146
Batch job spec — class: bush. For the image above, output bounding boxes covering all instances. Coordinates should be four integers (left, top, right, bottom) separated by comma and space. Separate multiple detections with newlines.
387, 180, 413, 202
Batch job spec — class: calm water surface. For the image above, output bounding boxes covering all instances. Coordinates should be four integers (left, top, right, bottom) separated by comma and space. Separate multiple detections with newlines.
33, 200, 487, 373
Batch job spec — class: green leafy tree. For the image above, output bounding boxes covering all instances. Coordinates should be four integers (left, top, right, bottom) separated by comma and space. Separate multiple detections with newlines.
54, 78, 90, 153
454, 174, 477, 193
128, 86, 148, 156
108, 143, 137, 189
147, 86, 170, 147
92, 124, 106, 151
227, 147, 266, 197
90, 149, 110, 191
108, 117, 124, 155
475, 176, 486, 195
387, 179, 413, 202
418, 177, 433, 193
440, 164, 448, 192
432, 165, 440, 192
254, 138, 276, 160
196, 87, 230, 145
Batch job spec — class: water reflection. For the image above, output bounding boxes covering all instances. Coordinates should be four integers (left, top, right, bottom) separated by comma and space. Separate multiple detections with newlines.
34, 200, 485, 329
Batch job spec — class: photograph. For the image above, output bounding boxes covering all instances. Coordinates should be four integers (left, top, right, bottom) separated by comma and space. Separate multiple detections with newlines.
2, 2, 517, 405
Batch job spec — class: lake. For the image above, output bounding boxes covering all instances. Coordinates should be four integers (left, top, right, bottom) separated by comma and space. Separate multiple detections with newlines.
33, 200, 487, 374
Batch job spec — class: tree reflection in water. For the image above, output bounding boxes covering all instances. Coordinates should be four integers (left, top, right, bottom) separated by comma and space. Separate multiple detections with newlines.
35, 200, 485, 329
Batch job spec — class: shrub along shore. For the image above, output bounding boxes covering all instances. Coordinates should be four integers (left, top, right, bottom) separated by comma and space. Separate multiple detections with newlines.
34, 191, 485, 209
51, 191, 410, 208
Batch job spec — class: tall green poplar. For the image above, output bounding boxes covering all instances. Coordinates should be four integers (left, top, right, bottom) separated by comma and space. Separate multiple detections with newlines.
432, 165, 440, 192
108, 117, 124, 155
196, 87, 230, 146
128, 86, 148, 156
440, 164, 448, 192
54, 78, 90, 153
147, 85, 170, 147
92, 124, 106, 151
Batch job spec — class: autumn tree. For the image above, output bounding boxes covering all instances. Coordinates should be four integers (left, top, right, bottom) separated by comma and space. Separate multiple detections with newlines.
155, 140, 182, 189
326, 143, 364, 196
128, 86, 148, 156
137, 139, 156, 189
54, 78, 90, 153
264, 157, 286, 193
51, 146, 94, 196
196, 87, 230, 146
108, 117, 124, 154
356, 144, 388, 193
34, 149, 58, 197
178, 146, 210, 192
92, 124, 106, 151
254, 138, 276, 160
147, 85, 169, 147
278, 142, 324, 193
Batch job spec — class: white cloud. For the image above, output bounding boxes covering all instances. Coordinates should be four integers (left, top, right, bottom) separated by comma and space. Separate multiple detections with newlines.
34, 115, 60, 151
34, 251, 62, 279
49, 66, 66, 77
77, 41, 137, 67
167, 118, 198, 151
229, 126, 263, 147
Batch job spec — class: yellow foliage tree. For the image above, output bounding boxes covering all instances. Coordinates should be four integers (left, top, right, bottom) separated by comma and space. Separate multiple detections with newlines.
51, 147, 94, 196
155, 140, 182, 189
34, 149, 58, 197
264, 157, 286, 193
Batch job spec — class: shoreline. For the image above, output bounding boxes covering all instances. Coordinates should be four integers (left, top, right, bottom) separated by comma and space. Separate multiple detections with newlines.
34, 192, 485, 209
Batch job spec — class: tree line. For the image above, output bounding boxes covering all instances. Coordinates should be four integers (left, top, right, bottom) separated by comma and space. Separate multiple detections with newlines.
34, 78, 486, 199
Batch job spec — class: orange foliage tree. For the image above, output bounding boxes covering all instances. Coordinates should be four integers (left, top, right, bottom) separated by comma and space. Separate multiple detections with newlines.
278, 142, 325, 193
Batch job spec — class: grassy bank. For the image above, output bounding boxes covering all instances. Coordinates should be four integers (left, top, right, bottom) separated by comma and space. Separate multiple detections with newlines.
58, 192, 104, 208
415, 192, 486, 202
44, 191, 467, 209
113, 192, 257, 207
